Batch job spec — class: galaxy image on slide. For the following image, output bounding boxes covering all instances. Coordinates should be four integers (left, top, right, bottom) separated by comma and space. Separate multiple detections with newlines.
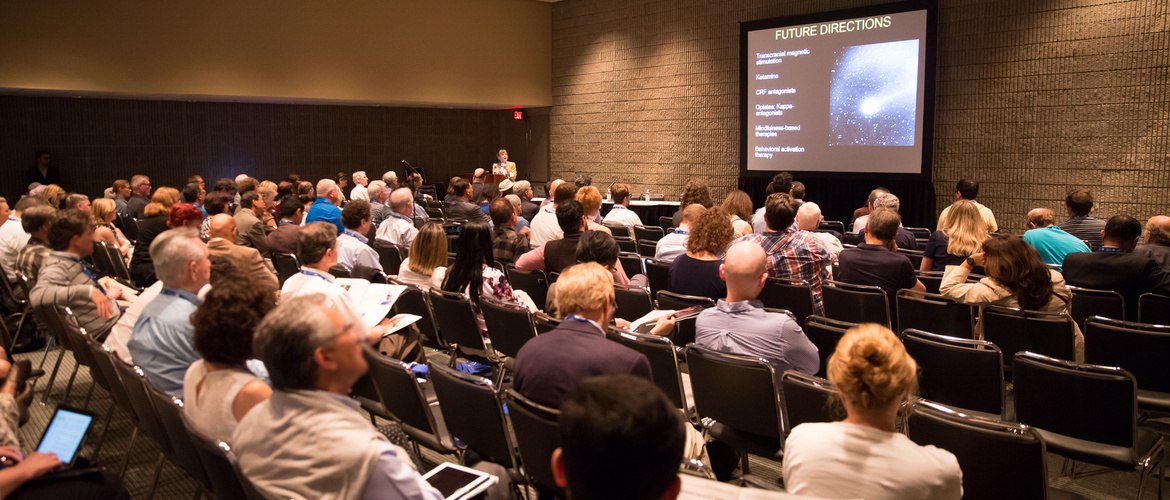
828, 39, 919, 146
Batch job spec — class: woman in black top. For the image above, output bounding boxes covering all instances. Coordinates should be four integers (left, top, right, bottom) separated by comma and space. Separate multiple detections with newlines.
922, 200, 989, 273
129, 187, 181, 287
668, 207, 733, 301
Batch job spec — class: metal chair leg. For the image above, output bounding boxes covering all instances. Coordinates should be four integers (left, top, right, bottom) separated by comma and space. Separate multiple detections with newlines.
59, 364, 80, 406
117, 427, 139, 477
37, 346, 65, 404
90, 403, 117, 460
80, 377, 96, 410
146, 452, 165, 499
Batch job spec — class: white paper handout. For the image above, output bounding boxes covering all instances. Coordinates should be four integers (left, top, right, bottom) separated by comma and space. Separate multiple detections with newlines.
334, 279, 407, 327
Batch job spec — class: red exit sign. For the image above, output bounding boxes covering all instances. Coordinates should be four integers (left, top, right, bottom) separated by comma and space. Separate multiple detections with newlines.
513, 110, 524, 120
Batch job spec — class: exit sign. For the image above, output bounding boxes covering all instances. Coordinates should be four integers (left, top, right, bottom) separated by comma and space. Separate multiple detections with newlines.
513, 110, 524, 120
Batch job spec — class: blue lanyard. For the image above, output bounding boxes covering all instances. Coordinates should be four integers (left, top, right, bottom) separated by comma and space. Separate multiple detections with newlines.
159, 287, 198, 305
611, 205, 627, 210
565, 315, 591, 323
674, 229, 689, 235
80, 265, 106, 294
6, 217, 17, 223
299, 269, 333, 283
1097, 247, 1126, 253
278, 219, 294, 224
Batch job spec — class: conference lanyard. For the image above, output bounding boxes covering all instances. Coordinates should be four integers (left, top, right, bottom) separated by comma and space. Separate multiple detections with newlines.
278, 219, 295, 225
390, 212, 411, 222
674, 229, 689, 235
159, 287, 199, 305
299, 269, 333, 283
611, 205, 627, 210
1097, 247, 1126, 253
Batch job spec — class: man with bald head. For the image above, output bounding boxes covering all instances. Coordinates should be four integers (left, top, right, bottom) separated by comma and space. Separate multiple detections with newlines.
540, 179, 564, 210
695, 241, 819, 377
1134, 215, 1170, 273
375, 188, 419, 248
471, 168, 486, 202
1022, 207, 1090, 269
206, 213, 278, 296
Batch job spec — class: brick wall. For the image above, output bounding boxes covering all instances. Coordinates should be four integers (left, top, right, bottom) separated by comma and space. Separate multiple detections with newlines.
551, 0, 1170, 233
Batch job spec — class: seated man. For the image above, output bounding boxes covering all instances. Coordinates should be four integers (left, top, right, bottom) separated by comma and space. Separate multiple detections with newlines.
367, 180, 392, 226
1134, 215, 1170, 273
529, 182, 578, 247
655, 204, 705, 263
855, 193, 917, 250
336, 199, 381, 273
752, 173, 793, 234
0, 197, 43, 284
795, 202, 842, 264
29, 210, 123, 339
936, 179, 997, 233
233, 295, 445, 500
206, 214, 279, 296
601, 183, 644, 227
1058, 187, 1106, 248
850, 187, 888, 233
731, 193, 832, 315
305, 179, 344, 234
515, 200, 588, 274
266, 195, 303, 255
490, 198, 530, 264
375, 187, 419, 248
126, 228, 210, 397
513, 262, 652, 408
553, 375, 686, 500
470, 168, 486, 202
1062, 215, 1170, 321
234, 190, 270, 257
837, 208, 925, 297
514, 180, 541, 222
444, 178, 491, 226
696, 242, 819, 376
1021, 207, 1090, 268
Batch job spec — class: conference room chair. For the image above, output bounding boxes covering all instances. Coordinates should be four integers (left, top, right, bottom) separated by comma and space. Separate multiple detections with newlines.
182, 413, 266, 500
533, 312, 560, 334
613, 284, 654, 323
896, 248, 925, 269
114, 213, 138, 242
614, 236, 637, 254
372, 241, 404, 274
644, 259, 671, 297
1013, 352, 1164, 499
55, 306, 104, 409
149, 389, 213, 498
636, 239, 658, 259
617, 251, 644, 278
427, 289, 501, 370
914, 270, 945, 294
112, 356, 176, 498
633, 224, 665, 243
904, 226, 931, 239
269, 252, 301, 286
981, 306, 1077, 366
659, 215, 675, 229
0, 264, 29, 349
757, 279, 815, 326
816, 220, 845, 235
685, 344, 786, 473
98, 243, 140, 291
1083, 316, 1170, 415
656, 291, 714, 348
505, 265, 548, 311
90, 241, 118, 278
427, 363, 527, 491
1139, 293, 1170, 325
907, 400, 1086, 500
895, 289, 976, 339
412, 217, 428, 228
424, 198, 443, 209
362, 347, 463, 458
425, 206, 444, 220
1067, 286, 1125, 329
32, 305, 81, 405
85, 341, 140, 474
902, 329, 1006, 418
479, 296, 537, 361
841, 232, 864, 246
605, 329, 691, 419
503, 388, 564, 497
603, 222, 631, 238
803, 315, 857, 378
386, 280, 446, 351
821, 280, 890, 327
780, 371, 839, 430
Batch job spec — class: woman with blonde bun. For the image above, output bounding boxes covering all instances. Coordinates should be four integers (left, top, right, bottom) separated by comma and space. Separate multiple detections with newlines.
782, 324, 962, 499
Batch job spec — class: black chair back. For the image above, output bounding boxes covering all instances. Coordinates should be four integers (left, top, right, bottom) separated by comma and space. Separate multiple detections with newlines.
817, 221, 845, 235
896, 248, 925, 269
655, 290, 714, 310
603, 223, 631, 238
637, 239, 657, 258
757, 280, 814, 326
659, 215, 675, 229
372, 242, 403, 274
605, 329, 687, 410
916, 271, 945, 294
87, 341, 137, 425
112, 358, 172, 454
390, 283, 445, 350
1139, 293, 1170, 325
505, 265, 548, 310
613, 284, 654, 322
533, 313, 560, 334
1067, 286, 1125, 329
183, 417, 262, 500
895, 290, 975, 339
429, 363, 517, 469
480, 296, 536, 359
908, 400, 1053, 500
780, 371, 838, 430
617, 251, 644, 278
804, 316, 856, 378
503, 389, 563, 495
645, 260, 670, 296
149, 387, 212, 490
685, 344, 784, 439
362, 347, 458, 454
428, 288, 490, 356
902, 329, 1004, 415
115, 213, 139, 242
1084, 316, 1170, 395
633, 225, 665, 242
425, 206, 444, 219
614, 236, 637, 254
270, 252, 301, 286
904, 227, 932, 240
821, 281, 890, 326
91, 242, 118, 278
982, 306, 1076, 362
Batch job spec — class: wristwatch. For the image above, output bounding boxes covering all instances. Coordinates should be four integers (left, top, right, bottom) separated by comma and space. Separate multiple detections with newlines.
965, 256, 977, 267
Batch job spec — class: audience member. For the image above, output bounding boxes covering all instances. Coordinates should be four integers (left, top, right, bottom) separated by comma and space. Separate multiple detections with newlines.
234, 190, 269, 257
539, 179, 564, 209
668, 207, 732, 301
128, 187, 180, 287
0, 197, 43, 283
266, 195, 304, 255
27, 150, 60, 186
1021, 208, 1090, 269
444, 178, 491, 225
127, 228, 210, 396
91, 198, 130, 261
753, 172, 795, 233
206, 214, 279, 296
376, 188, 419, 248
576, 186, 612, 235
443, 176, 463, 204
1134, 215, 1170, 272
941, 234, 1080, 357
63, 193, 90, 213
0, 198, 9, 228
514, 180, 540, 221
545, 231, 649, 317
337, 199, 382, 273
443, 221, 534, 313
838, 209, 925, 297
732, 193, 832, 315
1058, 188, 1106, 248
796, 202, 843, 263
490, 198, 529, 264
477, 184, 501, 213
40, 185, 64, 210
182, 182, 206, 216
856, 193, 918, 250
123, 175, 152, 218
367, 180, 391, 226
655, 204, 705, 263
849, 186, 889, 230
553, 375, 685, 500
350, 171, 369, 201
233, 295, 445, 500
601, 182, 643, 227
696, 242, 819, 376
504, 194, 531, 234
382, 170, 398, 190
15, 206, 55, 292
516, 200, 588, 274
722, 190, 754, 237
396, 223, 448, 290
513, 262, 652, 407
470, 168, 486, 202
936, 179, 997, 232
783, 324, 962, 500
305, 179, 344, 234
529, 181, 578, 246
198, 191, 232, 242
29, 210, 123, 338
1062, 215, 1170, 321
791, 181, 806, 202
921, 200, 987, 273
671, 178, 713, 228
257, 181, 279, 229
111, 179, 131, 215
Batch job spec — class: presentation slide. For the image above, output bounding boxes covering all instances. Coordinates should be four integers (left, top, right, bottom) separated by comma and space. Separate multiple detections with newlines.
743, 7, 931, 174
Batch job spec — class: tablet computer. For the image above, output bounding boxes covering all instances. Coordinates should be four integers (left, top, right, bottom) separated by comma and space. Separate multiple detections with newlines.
36, 406, 97, 466
422, 462, 499, 500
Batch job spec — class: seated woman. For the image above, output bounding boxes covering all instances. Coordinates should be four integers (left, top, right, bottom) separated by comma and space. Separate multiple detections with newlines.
91, 198, 131, 262
128, 187, 181, 287
721, 190, 754, 237
783, 324, 962, 500
940, 233, 1081, 359
477, 184, 500, 214
922, 200, 988, 273
575, 186, 612, 235
183, 277, 275, 445
397, 222, 448, 289
668, 207, 733, 301
442, 221, 537, 320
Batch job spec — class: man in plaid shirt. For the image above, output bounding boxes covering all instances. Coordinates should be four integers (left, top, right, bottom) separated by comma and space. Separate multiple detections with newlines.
729, 193, 832, 315
490, 198, 530, 264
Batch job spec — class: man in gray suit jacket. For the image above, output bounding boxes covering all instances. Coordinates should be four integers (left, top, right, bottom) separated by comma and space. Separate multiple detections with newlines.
30, 210, 122, 339
235, 190, 270, 258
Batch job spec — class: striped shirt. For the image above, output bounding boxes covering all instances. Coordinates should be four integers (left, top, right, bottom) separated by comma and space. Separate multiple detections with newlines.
29, 251, 120, 338
1058, 215, 1106, 249
730, 230, 833, 315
